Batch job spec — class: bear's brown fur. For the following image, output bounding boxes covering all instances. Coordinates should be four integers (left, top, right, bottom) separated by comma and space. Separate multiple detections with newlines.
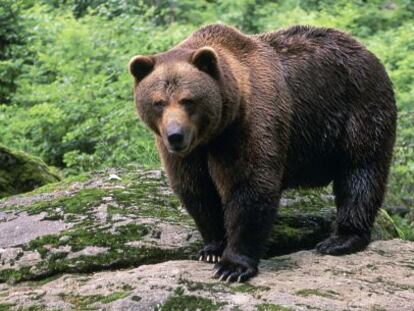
129, 24, 397, 282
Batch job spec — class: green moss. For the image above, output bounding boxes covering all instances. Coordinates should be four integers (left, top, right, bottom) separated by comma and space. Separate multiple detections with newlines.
59, 291, 130, 309
20, 306, 47, 311
0, 144, 61, 199
177, 278, 231, 294
26, 222, 150, 264
264, 192, 336, 257
29, 173, 91, 194
12, 167, 190, 222
271, 224, 311, 240
110, 185, 188, 222
5, 235, 200, 284
0, 266, 32, 284
158, 295, 224, 311
0, 304, 16, 311
100, 291, 131, 303
25, 274, 62, 286
295, 289, 340, 299
174, 286, 185, 296
26, 188, 108, 216
256, 304, 294, 311
231, 283, 270, 293
64, 222, 148, 252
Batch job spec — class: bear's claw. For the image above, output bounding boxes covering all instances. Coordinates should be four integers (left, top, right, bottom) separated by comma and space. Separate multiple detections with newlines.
199, 254, 220, 263
212, 252, 258, 283
198, 242, 225, 263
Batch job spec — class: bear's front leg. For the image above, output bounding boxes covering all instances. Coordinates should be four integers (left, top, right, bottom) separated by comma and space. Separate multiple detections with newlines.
213, 183, 278, 282
159, 144, 226, 263
179, 183, 226, 263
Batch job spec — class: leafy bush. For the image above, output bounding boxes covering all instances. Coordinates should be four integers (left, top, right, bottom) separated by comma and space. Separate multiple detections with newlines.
0, 0, 29, 104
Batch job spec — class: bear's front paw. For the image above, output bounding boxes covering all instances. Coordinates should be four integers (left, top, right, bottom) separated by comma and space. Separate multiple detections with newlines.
198, 241, 225, 263
212, 250, 258, 283
316, 233, 370, 255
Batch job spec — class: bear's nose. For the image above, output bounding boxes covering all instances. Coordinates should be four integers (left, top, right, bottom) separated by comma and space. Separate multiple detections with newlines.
167, 132, 184, 145
166, 122, 185, 150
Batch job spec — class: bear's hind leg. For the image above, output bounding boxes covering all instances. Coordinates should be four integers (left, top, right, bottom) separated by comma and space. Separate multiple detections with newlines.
317, 161, 388, 255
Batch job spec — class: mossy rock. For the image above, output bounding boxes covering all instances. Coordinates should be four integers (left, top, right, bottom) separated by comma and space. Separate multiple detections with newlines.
0, 167, 399, 284
0, 145, 61, 198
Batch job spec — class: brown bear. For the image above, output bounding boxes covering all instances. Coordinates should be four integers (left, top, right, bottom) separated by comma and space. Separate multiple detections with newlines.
129, 24, 397, 282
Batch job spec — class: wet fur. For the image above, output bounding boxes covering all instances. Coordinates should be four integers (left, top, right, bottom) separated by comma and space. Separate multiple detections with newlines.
131, 24, 397, 282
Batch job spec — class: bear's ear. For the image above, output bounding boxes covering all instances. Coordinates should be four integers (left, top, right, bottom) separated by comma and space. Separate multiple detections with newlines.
128, 55, 154, 82
191, 47, 219, 79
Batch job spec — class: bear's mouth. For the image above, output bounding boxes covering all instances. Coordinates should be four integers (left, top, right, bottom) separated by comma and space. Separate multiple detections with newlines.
167, 144, 188, 153
166, 144, 192, 156
164, 134, 194, 156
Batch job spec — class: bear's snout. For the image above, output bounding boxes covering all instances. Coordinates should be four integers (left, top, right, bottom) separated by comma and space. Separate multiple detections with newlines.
161, 109, 194, 155
166, 122, 185, 150
164, 122, 193, 154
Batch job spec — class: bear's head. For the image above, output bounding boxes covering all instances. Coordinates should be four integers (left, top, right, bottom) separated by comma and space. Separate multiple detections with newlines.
129, 47, 227, 156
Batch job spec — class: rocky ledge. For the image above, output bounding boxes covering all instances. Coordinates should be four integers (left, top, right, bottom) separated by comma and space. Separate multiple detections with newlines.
0, 166, 410, 310
0, 240, 413, 310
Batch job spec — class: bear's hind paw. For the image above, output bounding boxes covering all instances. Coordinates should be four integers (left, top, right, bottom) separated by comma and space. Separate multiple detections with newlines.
316, 233, 370, 255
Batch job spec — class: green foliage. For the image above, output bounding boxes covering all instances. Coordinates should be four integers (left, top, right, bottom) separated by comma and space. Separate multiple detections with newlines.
0, 0, 413, 213
390, 213, 414, 241
0, 0, 28, 104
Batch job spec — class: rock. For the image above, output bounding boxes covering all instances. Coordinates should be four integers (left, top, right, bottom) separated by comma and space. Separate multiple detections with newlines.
108, 174, 122, 181
0, 144, 61, 199
0, 167, 400, 284
94, 203, 108, 223
67, 246, 109, 260
59, 236, 71, 243
50, 245, 72, 255
125, 221, 200, 250
0, 248, 24, 266
0, 240, 413, 310
0, 248, 41, 271
0, 212, 71, 248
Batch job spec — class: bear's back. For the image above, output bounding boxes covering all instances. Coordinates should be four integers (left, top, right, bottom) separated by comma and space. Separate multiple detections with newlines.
256, 26, 396, 189
178, 23, 258, 55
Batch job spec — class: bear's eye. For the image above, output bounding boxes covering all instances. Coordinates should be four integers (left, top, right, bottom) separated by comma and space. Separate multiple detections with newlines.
153, 100, 166, 109
181, 98, 195, 107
